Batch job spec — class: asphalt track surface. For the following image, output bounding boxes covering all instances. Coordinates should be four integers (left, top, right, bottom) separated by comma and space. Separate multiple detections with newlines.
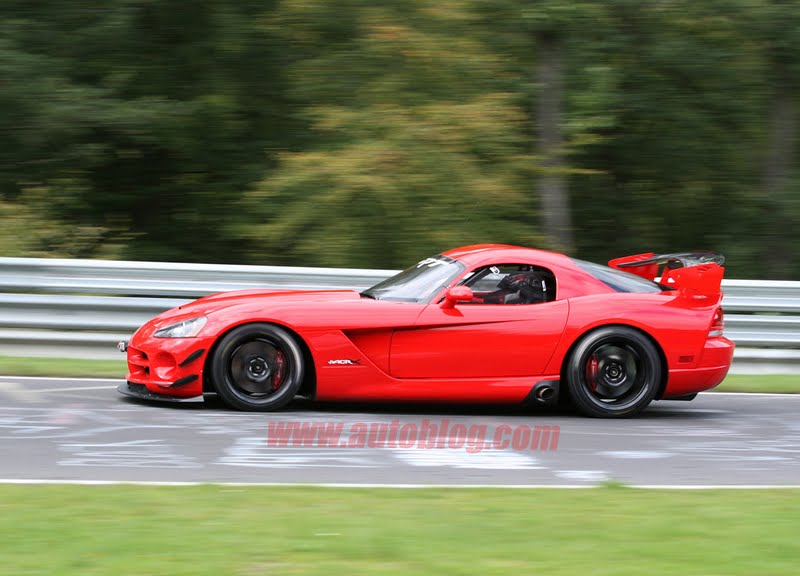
1, 376, 799, 487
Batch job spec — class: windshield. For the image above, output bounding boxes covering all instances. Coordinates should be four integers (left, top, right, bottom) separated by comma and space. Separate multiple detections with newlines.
362, 255, 465, 303
573, 259, 669, 293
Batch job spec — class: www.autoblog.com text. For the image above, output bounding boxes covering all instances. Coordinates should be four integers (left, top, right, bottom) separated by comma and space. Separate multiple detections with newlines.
267, 419, 560, 453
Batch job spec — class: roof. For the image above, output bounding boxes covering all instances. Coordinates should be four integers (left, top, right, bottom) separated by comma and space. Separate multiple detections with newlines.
441, 244, 576, 269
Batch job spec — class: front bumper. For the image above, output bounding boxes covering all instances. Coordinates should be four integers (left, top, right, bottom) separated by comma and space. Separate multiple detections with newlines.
119, 331, 215, 399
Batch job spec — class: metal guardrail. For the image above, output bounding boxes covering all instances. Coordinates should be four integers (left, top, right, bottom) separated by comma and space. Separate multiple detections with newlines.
0, 257, 798, 371
0, 256, 394, 297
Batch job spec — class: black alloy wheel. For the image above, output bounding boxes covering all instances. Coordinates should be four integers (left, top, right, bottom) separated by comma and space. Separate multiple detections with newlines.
210, 323, 305, 411
565, 326, 661, 418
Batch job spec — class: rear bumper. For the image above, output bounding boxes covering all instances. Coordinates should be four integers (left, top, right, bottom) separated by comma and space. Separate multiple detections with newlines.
663, 337, 734, 398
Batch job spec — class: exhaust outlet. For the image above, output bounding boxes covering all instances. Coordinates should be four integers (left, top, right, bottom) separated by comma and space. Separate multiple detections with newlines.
527, 380, 560, 406
536, 386, 555, 401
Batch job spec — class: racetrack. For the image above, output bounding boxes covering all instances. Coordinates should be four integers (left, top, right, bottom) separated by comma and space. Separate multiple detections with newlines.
1, 376, 798, 487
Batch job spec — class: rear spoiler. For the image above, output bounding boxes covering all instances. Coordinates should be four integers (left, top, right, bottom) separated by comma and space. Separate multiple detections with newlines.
608, 252, 725, 297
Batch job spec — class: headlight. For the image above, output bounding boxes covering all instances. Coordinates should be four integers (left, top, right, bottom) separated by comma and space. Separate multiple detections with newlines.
154, 317, 207, 338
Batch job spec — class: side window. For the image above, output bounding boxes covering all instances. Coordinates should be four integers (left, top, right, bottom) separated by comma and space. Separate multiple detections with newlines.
459, 264, 556, 305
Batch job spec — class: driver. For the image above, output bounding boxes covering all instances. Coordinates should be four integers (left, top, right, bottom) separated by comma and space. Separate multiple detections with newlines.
493, 271, 548, 304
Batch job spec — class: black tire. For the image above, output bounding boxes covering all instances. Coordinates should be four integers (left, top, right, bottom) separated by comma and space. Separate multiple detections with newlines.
565, 326, 661, 418
210, 323, 305, 411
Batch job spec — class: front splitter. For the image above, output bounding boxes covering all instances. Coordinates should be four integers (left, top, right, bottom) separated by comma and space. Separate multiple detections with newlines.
117, 381, 204, 403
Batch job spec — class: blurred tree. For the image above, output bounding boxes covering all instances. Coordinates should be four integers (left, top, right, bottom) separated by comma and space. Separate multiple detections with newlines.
0, 0, 294, 261
0, 0, 797, 279
472, 0, 796, 278
747, 0, 800, 278
236, 0, 539, 268
567, 1, 764, 265
471, 0, 607, 255
536, 27, 571, 253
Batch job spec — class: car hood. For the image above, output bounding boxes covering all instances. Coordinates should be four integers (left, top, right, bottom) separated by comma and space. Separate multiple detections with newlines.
191, 290, 361, 310
175, 289, 362, 315
146, 288, 422, 334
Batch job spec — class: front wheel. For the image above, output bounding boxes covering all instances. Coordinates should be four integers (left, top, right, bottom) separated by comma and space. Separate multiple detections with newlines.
210, 323, 305, 411
565, 326, 662, 418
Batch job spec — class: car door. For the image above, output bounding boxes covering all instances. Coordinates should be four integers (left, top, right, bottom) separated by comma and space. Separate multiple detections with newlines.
389, 263, 568, 379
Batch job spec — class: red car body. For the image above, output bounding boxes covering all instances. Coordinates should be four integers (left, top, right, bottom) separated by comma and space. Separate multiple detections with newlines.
119, 244, 734, 416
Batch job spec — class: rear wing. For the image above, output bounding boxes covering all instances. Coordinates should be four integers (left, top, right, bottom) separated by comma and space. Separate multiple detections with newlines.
608, 252, 725, 297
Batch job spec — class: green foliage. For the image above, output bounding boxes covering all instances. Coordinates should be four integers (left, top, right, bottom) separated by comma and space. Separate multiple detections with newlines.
1, 0, 799, 276
0, 1, 290, 262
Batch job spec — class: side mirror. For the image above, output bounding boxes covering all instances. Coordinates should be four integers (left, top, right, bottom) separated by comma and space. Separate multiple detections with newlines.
441, 285, 473, 309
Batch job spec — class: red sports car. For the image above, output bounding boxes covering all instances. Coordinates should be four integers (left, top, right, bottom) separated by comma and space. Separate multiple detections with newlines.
118, 244, 734, 417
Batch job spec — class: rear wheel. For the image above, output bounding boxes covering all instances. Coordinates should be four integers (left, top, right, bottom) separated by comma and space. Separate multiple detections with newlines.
565, 326, 661, 418
210, 323, 304, 411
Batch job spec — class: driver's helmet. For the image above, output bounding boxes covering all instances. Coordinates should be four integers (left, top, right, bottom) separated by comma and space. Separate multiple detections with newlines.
498, 271, 547, 303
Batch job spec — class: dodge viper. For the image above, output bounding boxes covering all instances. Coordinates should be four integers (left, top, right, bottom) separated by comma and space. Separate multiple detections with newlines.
117, 244, 734, 417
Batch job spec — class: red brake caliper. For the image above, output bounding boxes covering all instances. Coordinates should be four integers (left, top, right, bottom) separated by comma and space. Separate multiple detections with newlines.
272, 351, 287, 391
586, 355, 599, 391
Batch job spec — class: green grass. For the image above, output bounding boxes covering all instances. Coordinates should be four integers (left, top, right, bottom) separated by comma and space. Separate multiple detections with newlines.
0, 355, 798, 392
0, 356, 126, 378
1, 485, 799, 575
713, 374, 800, 393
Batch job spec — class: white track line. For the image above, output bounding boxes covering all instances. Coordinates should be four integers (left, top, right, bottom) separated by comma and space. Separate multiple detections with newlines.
0, 376, 123, 383
0, 479, 799, 489
0, 406, 149, 411
704, 391, 800, 397
33, 385, 119, 392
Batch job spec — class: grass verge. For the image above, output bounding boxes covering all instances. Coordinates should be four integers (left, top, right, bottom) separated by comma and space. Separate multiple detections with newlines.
0, 356, 126, 378
712, 374, 800, 393
1, 485, 799, 575
0, 356, 798, 392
